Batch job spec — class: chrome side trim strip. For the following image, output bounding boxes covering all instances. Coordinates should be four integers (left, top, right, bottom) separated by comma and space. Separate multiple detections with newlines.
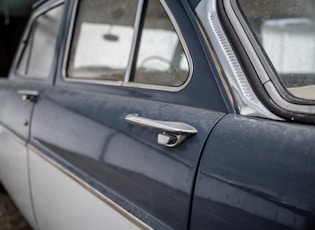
0, 123, 152, 228
28, 144, 152, 230
61, 0, 193, 92
225, 0, 315, 115
196, 0, 280, 120
0, 124, 26, 147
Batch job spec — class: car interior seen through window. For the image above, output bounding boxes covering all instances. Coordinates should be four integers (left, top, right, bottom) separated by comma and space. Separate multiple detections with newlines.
67, 0, 138, 81
67, 0, 190, 87
133, 0, 189, 86
16, 4, 64, 78
238, 0, 315, 101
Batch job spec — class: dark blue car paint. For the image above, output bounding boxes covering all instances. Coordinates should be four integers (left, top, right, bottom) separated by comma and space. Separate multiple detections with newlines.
191, 114, 315, 229
25, 1, 230, 228
55, 0, 230, 113
0, 0, 314, 229
29, 87, 225, 229
0, 81, 45, 142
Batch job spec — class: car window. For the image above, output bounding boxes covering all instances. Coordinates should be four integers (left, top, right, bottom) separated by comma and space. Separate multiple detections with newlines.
238, 0, 315, 100
67, 0, 139, 81
132, 0, 189, 87
16, 4, 64, 78
67, 0, 191, 88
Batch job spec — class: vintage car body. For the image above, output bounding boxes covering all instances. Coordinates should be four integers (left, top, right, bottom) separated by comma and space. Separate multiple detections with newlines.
0, 0, 314, 229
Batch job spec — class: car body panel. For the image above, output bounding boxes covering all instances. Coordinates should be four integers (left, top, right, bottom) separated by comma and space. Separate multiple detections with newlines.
29, 147, 149, 230
0, 127, 36, 228
0, 1, 65, 228
29, 85, 225, 229
191, 114, 315, 229
0, 81, 42, 229
22, 0, 228, 228
0, 0, 314, 229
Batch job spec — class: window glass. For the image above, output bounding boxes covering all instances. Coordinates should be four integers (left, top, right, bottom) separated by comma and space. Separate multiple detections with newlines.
16, 5, 64, 78
238, 0, 315, 100
67, 0, 138, 81
132, 0, 189, 87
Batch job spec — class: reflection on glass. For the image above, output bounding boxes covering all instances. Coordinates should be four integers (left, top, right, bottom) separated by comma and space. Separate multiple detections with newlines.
238, 0, 315, 100
67, 0, 138, 81
16, 5, 64, 78
72, 23, 134, 80
133, 0, 189, 87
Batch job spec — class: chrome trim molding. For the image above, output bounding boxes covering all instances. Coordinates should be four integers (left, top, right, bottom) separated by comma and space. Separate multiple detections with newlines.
0, 122, 152, 229
225, 0, 315, 115
0, 124, 26, 147
17, 89, 40, 102
125, 114, 197, 147
223, 0, 270, 86
28, 143, 152, 230
196, 0, 280, 120
125, 114, 198, 134
62, 0, 193, 92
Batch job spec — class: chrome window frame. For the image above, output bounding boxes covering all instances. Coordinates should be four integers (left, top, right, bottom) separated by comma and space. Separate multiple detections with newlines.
224, 0, 315, 115
196, 0, 280, 119
12, 1, 65, 80
62, 0, 193, 92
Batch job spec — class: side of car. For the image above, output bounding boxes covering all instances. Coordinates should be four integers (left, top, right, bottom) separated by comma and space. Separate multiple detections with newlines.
0, 0, 314, 229
0, 0, 228, 229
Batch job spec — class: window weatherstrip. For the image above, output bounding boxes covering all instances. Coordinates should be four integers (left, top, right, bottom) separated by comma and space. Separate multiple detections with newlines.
225, 0, 315, 115
122, 0, 193, 91
124, 0, 144, 83
196, 0, 279, 119
62, 0, 193, 92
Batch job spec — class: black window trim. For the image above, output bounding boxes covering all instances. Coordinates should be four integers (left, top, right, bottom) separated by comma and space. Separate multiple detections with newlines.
11, 0, 65, 81
225, 0, 315, 115
62, 0, 193, 92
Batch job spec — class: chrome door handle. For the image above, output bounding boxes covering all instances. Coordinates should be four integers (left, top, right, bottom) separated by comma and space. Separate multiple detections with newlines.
125, 114, 198, 147
17, 90, 39, 102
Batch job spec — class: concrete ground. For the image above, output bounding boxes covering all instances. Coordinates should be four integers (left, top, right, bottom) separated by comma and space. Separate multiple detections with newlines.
0, 185, 32, 230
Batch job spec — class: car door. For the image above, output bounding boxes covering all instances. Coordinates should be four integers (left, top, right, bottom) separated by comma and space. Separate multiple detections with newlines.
27, 0, 229, 229
0, 1, 65, 229
191, 114, 315, 230
0, 80, 37, 228
190, 0, 315, 229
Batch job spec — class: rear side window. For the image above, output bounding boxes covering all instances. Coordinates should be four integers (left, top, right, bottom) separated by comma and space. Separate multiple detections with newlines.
238, 0, 315, 100
67, 0, 138, 81
66, 0, 191, 88
16, 4, 64, 78
132, 0, 189, 86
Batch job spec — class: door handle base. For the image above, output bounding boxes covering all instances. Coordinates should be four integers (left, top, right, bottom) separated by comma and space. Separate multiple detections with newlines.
17, 90, 39, 102
125, 114, 197, 147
